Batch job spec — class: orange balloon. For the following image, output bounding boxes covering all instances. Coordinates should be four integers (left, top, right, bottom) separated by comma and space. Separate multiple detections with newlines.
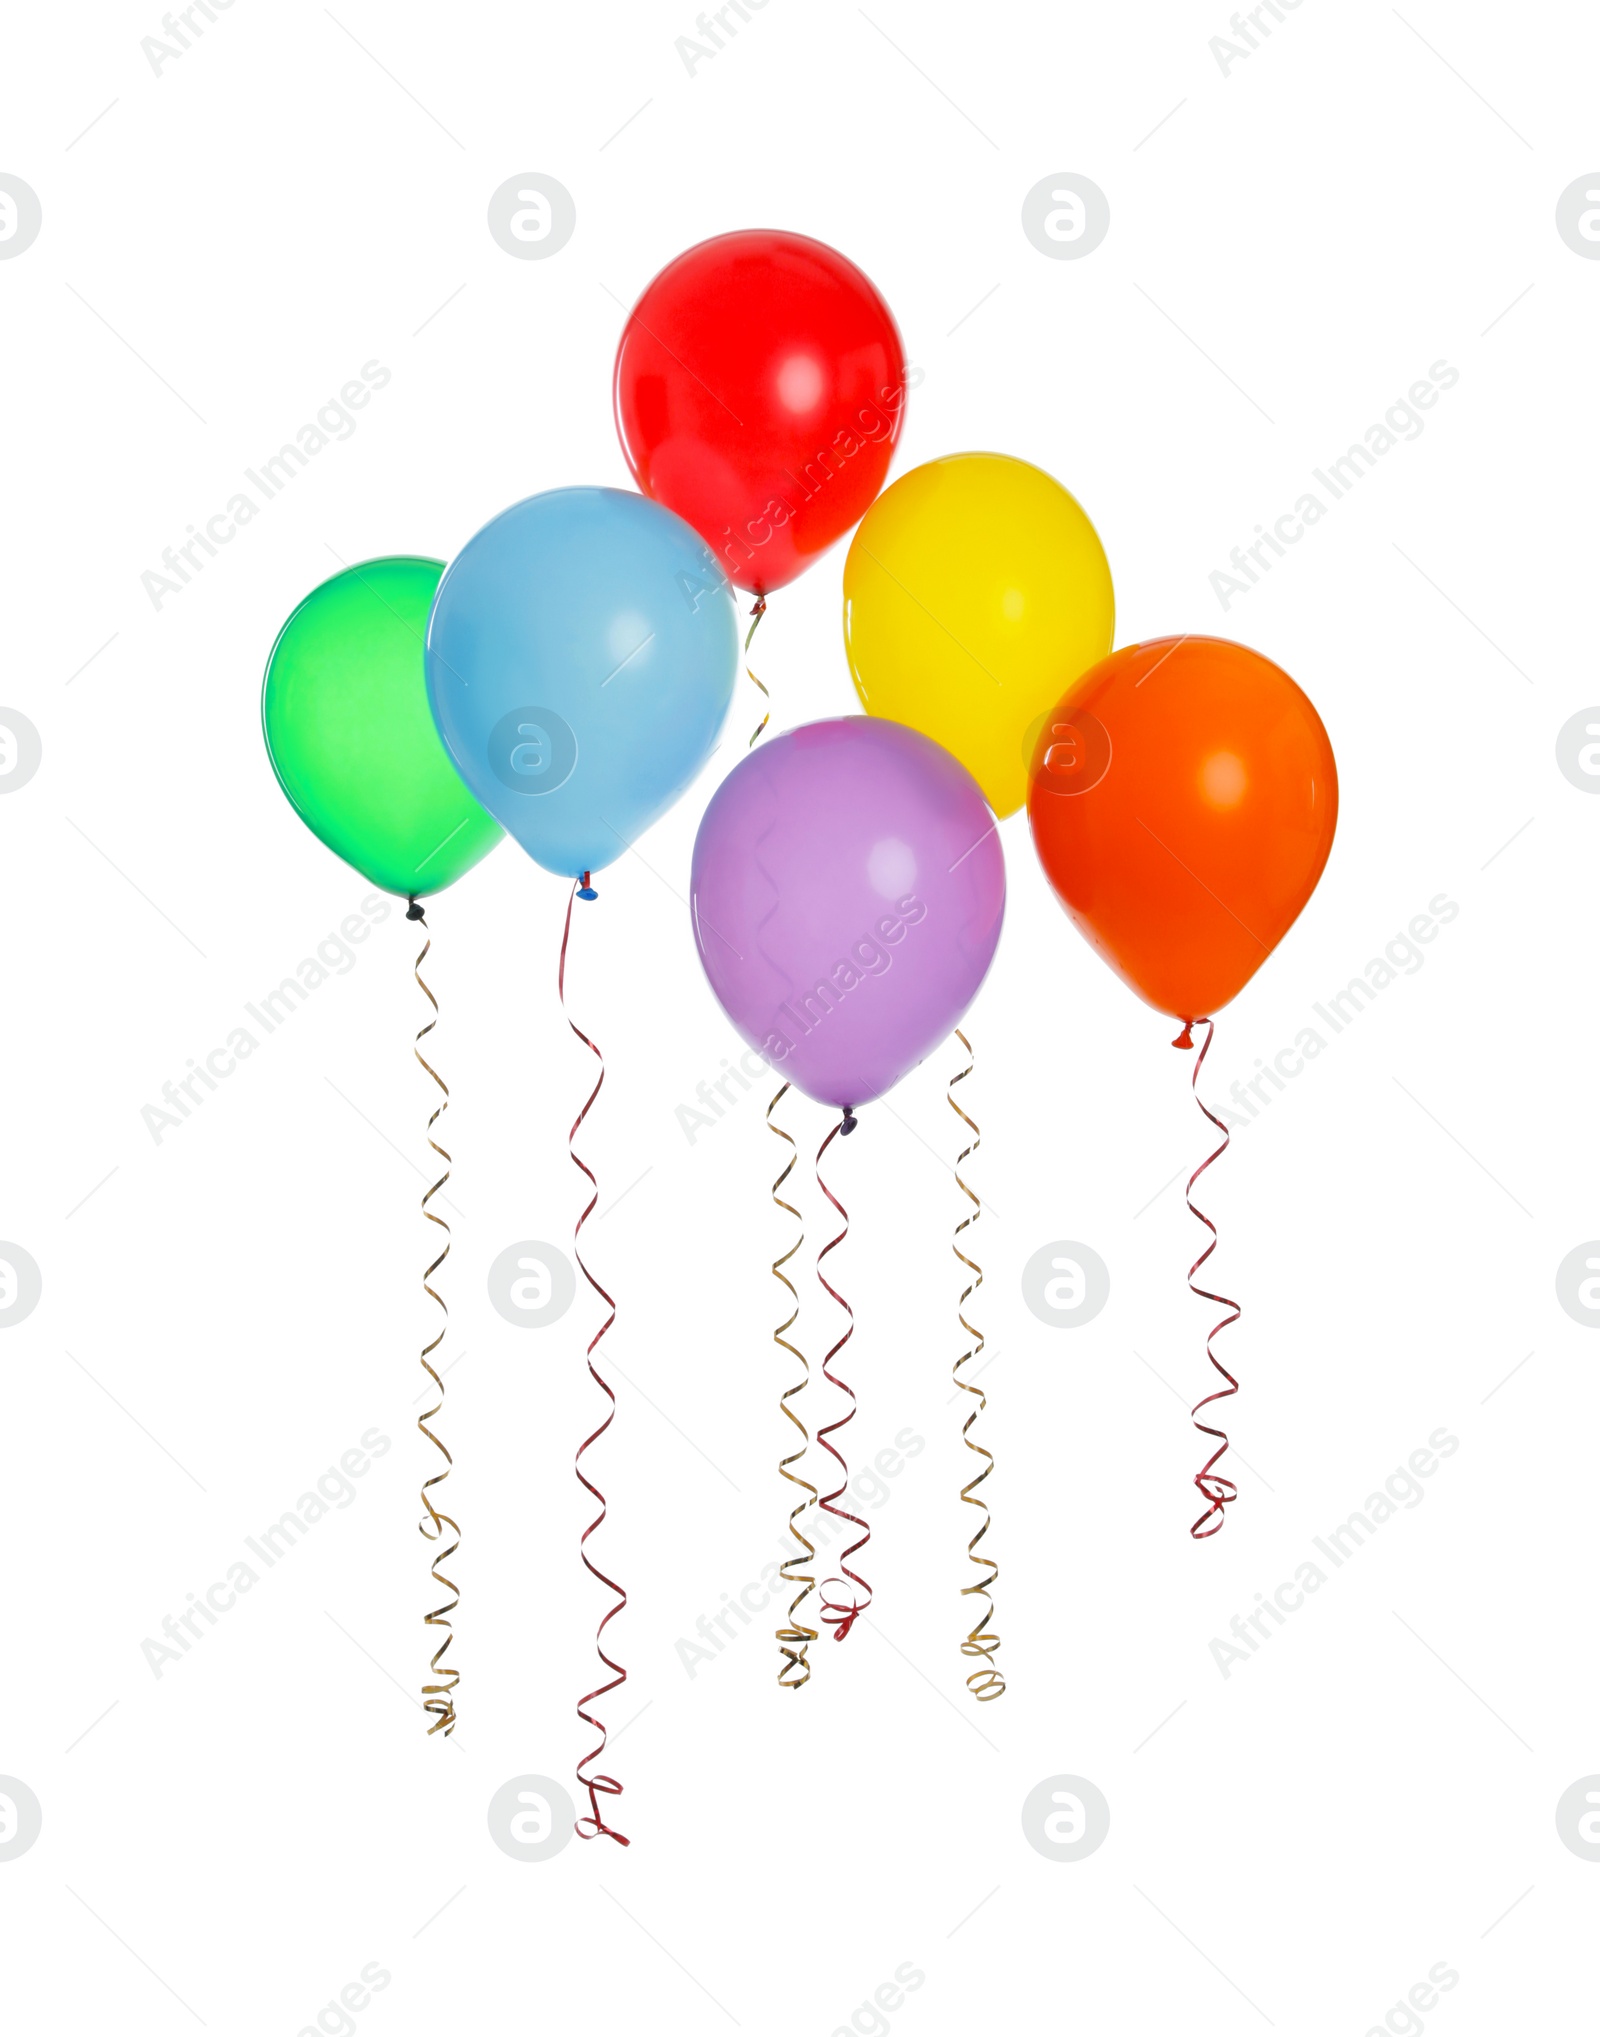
1027, 636, 1337, 1021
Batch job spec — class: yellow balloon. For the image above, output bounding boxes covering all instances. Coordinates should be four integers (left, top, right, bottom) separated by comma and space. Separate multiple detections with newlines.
843, 453, 1115, 817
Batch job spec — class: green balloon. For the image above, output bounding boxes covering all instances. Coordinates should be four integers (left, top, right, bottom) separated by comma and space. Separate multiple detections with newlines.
262, 558, 502, 898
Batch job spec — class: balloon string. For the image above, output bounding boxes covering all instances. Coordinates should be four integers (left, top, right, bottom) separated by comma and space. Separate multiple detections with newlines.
950, 1031, 1004, 1700
1174, 1018, 1241, 1537
815, 1115, 870, 1640
410, 899, 459, 1738
560, 878, 630, 1845
747, 611, 812, 1680
768, 1083, 817, 1686
744, 595, 770, 748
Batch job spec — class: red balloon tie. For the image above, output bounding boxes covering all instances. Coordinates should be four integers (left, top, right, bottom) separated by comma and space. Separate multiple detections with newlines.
814, 1115, 871, 1639
1178, 1018, 1241, 1537
559, 879, 629, 1845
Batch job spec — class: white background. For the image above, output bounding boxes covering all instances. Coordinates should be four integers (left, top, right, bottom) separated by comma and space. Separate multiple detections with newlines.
3, 1, 1596, 2031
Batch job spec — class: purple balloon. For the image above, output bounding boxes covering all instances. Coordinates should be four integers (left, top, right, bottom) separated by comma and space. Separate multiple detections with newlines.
690, 717, 1006, 1109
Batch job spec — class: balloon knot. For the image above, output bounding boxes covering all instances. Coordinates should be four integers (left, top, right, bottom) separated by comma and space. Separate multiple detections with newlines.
1172, 1022, 1195, 1050
577, 872, 599, 901
406, 897, 426, 923
839, 1107, 858, 1137
749, 594, 767, 621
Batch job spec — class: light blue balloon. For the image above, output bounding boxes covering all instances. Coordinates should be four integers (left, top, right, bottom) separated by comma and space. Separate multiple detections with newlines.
425, 487, 737, 879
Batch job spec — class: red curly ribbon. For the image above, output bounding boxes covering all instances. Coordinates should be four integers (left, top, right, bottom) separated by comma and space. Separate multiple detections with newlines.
768, 1082, 817, 1686
1175, 1018, 1241, 1537
560, 877, 629, 1845
815, 1115, 870, 1639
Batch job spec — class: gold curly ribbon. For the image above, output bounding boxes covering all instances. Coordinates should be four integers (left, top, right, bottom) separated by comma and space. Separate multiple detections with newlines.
410, 900, 460, 1737
768, 1082, 817, 1687
745, 595, 770, 748
745, 596, 815, 1683
950, 1030, 1003, 1701
561, 879, 630, 1846
816, 1112, 871, 1638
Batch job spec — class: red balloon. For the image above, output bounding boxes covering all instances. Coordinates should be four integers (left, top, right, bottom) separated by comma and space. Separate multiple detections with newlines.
613, 230, 907, 596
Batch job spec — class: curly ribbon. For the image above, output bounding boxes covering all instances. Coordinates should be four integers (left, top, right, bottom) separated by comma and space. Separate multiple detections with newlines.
1173, 1018, 1241, 1538
560, 876, 630, 1845
949, 1032, 1004, 1700
744, 595, 770, 748
815, 1110, 870, 1639
767, 1082, 818, 1686
745, 595, 815, 1682
409, 898, 460, 1739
